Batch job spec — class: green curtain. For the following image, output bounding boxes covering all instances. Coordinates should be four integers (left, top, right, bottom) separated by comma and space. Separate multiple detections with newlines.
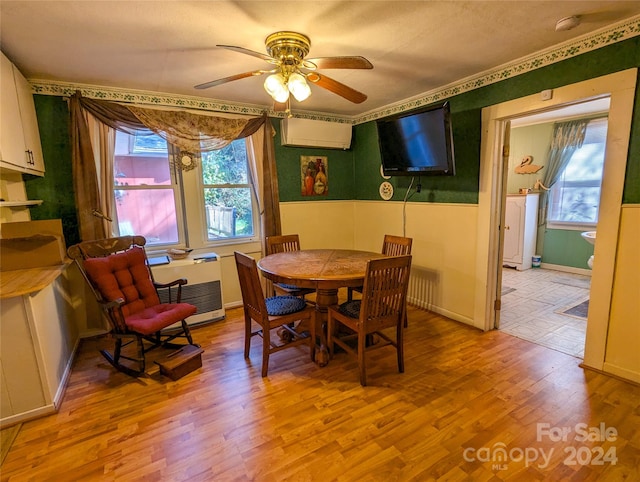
538, 119, 589, 225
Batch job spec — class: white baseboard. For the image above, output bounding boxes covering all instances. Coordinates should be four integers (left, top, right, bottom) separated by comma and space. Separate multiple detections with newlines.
52, 337, 80, 410
79, 328, 109, 338
407, 296, 479, 330
540, 263, 593, 277
603, 362, 640, 385
0, 404, 56, 429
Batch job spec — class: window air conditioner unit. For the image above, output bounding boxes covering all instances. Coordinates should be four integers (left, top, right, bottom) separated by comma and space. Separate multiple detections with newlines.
281, 118, 352, 150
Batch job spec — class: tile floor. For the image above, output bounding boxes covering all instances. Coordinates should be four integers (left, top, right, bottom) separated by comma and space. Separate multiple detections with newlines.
499, 267, 591, 359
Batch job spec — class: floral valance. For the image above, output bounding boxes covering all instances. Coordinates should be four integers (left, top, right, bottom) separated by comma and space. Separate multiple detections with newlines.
70, 91, 282, 244
74, 92, 267, 153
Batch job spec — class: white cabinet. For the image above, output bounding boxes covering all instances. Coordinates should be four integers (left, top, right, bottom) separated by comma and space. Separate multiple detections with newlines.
0, 51, 45, 176
0, 267, 78, 426
503, 193, 539, 270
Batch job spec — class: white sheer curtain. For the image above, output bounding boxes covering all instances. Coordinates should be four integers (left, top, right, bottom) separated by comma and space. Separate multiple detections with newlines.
85, 112, 116, 236
246, 125, 265, 221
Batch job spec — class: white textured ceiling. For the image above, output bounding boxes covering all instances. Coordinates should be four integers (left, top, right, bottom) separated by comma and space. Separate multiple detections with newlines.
1, 1, 639, 118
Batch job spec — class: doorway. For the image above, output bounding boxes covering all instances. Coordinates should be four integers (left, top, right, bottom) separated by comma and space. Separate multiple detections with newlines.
497, 99, 608, 358
473, 69, 636, 372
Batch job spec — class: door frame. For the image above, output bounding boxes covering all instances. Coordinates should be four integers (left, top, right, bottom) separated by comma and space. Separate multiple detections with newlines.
473, 69, 637, 371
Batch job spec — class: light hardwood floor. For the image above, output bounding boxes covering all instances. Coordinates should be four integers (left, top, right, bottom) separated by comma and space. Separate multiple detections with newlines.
2, 305, 638, 481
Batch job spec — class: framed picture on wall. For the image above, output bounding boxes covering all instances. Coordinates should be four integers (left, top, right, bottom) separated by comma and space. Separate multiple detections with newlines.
301, 156, 328, 196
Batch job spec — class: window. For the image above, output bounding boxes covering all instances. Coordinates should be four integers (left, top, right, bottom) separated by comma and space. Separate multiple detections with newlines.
548, 118, 608, 228
112, 132, 256, 248
201, 139, 255, 240
113, 130, 181, 246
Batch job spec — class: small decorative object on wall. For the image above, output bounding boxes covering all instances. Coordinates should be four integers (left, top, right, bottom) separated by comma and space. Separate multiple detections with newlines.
301, 156, 328, 196
379, 181, 394, 200
179, 153, 197, 171
514, 155, 543, 174
171, 152, 197, 171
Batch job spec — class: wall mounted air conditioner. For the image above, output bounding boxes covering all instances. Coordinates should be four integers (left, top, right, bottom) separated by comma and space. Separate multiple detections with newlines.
281, 118, 352, 150
150, 253, 225, 326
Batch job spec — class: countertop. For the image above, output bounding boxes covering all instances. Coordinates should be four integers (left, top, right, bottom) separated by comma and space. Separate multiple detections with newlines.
0, 261, 70, 298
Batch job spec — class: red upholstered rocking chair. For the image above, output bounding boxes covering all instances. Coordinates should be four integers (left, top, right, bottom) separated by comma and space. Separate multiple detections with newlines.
68, 236, 198, 377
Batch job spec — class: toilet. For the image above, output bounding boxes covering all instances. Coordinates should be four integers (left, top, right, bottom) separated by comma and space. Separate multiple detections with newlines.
581, 231, 596, 269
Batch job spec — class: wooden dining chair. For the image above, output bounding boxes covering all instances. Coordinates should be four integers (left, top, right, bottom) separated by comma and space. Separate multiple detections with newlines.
234, 251, 316, 377
67, 235, 198, 377
265, 234, 315, 302
328, 254, 412, 386
348, 234, 412, 326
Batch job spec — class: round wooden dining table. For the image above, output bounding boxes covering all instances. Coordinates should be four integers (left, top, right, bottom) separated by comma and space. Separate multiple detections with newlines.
257, 249, 386, 365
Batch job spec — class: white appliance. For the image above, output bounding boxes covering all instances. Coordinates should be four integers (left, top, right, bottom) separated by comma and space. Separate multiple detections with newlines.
281, 118, 352, 149
150, 252, 225, 326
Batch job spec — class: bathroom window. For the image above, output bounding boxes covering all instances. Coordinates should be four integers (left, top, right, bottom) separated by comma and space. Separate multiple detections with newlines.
547, 117, 608, 228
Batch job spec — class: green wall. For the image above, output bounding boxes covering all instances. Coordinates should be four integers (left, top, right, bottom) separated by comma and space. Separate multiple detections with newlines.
272, 119, 354, 201
351, 37, 640, 205
26, 37, 640, 243
353, 108, 481, 203
508, 124, 553, 195
541, 229, 595, 270
26, 95, 78, 246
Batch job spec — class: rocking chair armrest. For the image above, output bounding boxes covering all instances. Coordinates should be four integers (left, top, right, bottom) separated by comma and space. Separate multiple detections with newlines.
153, 278, 188, 289
98, 298, 128, 333
100, 298, 126, 310
153, 278, 187, 303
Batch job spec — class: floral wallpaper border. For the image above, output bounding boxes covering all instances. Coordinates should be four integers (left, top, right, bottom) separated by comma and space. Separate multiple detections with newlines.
30, 15, 639, 126
356, 15, 640, 125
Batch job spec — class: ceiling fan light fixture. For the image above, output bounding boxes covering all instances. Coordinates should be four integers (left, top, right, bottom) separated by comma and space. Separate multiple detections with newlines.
264, 73, 290, 102
287, 72, 311, 102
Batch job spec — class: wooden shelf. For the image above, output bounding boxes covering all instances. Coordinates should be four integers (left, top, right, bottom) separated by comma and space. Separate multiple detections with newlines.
0, 200, 43, 208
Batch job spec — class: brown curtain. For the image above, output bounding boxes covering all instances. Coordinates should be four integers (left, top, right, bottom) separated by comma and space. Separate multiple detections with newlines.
261, 122, 281, 239
69, 94, 107, 241
69, 92, 281, 244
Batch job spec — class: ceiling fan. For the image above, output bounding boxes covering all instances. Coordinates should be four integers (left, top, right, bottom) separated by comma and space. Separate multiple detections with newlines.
194, 31, 373, 110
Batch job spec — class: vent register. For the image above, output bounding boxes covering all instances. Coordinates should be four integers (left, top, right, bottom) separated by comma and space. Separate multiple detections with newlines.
150, 253, 225, 326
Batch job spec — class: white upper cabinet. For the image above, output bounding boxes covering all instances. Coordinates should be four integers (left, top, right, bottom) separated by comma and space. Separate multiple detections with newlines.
0, 51, 45, 176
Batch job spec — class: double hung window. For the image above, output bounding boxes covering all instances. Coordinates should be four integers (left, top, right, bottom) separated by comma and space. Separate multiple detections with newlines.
202, 141, 255, 240
112, 130, 256, 248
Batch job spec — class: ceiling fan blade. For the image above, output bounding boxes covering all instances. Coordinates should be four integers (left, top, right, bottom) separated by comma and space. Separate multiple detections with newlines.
217, 45, 275, 63
194, 70, 266, 90
305, 56, 373, 70
306, 72, 367, 104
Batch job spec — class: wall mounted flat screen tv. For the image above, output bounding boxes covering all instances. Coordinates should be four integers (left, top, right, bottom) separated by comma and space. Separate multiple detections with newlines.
377, 101, 455, 176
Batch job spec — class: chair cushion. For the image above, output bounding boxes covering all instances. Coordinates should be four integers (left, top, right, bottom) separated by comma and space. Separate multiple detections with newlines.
83, 246, 160, 317
339, 300, 361, 318
126, 302, 197, 335
277, 283, 303, 290
265, 296, 307, 316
